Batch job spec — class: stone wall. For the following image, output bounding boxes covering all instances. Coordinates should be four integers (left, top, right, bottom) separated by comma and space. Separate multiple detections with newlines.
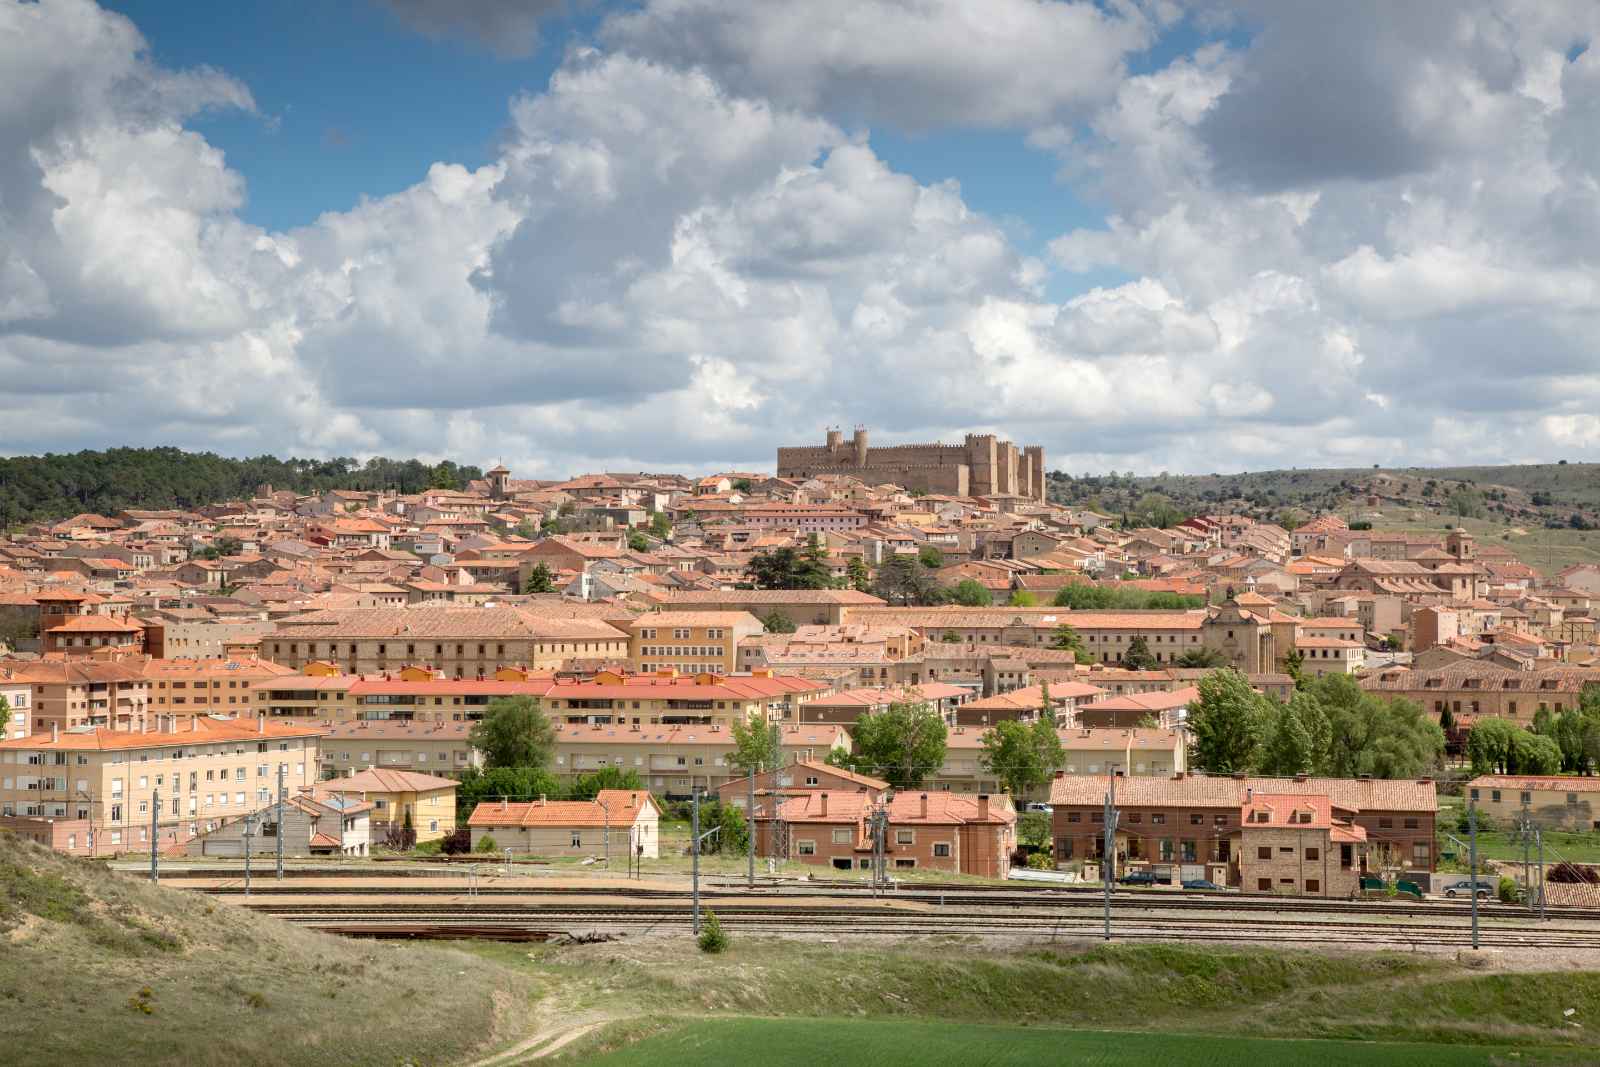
776, 429, 1045, 500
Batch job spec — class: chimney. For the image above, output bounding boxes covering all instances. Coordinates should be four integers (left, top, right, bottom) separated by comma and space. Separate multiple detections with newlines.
1246, 787, 1253, 803
51, 723, 58, 743
1294, 773, 1308, 783
977, 794, 990, 820
257, 713, 266, 734
1054, 770, 1064, 779
919, 793, 928, 819
347, 767, 355, 778
1358, 773, 1372, 781
538, 794, 547, 805
1231, 771, 1246, 780
1172, 771, 1184, 781
190, 717, 198, 733
819, 793, 828, 817
501, 797, 508, 811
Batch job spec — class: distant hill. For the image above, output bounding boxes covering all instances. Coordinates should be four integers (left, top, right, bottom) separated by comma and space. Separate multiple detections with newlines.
1046, 461, 1600, 575
0, 447, 484, 528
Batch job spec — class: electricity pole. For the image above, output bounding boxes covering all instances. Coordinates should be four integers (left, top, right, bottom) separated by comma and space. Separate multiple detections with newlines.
1103, 768, 1119, 941
747, 763, 756, 888
692, 786, 702, 935
275, 763, 285, 880
243, 814, 255, 898
149, 791, 160, 884
1468, 792, 1479, 951
1537, 827, 1546, 922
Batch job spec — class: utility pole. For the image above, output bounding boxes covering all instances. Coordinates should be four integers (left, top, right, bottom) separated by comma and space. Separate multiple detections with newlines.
149, 791, 160, 884
1103, 768, 1119, 941
1537, 826, 1546, 922
1468, 792, 1479, 951
691, 786, 702, 935
275, 763, 285, 881
602, 797, 611, 869
747, 763, 756, 889
243, 814, 255, 898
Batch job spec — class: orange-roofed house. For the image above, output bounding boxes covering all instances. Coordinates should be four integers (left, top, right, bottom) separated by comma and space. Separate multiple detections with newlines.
324, 767, 458, 842
767, 789, 1016, 878
466, 788, 660, 858
1238, 792, 1366, 898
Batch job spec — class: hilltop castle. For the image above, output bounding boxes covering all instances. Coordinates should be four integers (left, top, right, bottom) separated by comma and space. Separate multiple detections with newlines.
776, 427, 1045, 501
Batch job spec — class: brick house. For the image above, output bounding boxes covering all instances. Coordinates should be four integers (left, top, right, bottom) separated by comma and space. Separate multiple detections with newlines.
765, 789, 1016, 878
1049, 772, 1436, 890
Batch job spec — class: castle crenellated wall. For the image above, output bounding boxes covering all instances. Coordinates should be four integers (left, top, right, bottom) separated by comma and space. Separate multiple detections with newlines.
777, 429, 1045, 500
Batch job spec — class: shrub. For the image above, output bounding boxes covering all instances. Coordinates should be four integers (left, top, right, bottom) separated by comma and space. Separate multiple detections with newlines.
1497, 876, 1521, 904
474, 834, 498, 854
698, 909, 729, 953
1025, 852, 1055, 871
439, 827, 473, 855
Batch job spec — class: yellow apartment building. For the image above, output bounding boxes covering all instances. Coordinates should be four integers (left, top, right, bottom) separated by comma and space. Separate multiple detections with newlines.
628, 611, 764, 674
323, 767, 457, 841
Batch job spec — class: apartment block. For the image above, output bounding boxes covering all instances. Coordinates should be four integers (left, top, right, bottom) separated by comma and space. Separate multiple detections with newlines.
628, 611, 763, 674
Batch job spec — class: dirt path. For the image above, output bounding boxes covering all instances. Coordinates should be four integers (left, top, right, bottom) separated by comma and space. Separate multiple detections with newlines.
467, 1009, 613, 1067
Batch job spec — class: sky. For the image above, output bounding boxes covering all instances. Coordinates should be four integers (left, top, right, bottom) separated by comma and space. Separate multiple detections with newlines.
3, 0, 1600, 479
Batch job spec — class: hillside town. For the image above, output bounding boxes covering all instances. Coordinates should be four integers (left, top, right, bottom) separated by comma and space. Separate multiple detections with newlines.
1, 435, 1598, 900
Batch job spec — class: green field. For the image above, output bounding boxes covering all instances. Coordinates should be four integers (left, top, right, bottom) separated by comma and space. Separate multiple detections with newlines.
580, 1018, 1581, 1067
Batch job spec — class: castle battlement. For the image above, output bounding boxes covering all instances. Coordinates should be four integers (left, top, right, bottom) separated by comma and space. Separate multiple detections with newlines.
775, 428, 1045, 502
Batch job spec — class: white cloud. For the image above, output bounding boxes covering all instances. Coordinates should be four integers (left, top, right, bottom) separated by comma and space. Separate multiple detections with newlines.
5, 0, 1600, 480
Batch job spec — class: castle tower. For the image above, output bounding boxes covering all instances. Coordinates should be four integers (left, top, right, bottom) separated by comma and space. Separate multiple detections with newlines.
1024, 446, 1045, 501
826, 426, 843, 452
852, 426, 869, 467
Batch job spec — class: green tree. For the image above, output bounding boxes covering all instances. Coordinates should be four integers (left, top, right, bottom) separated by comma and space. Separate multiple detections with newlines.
836, 701, 948, 790
1511, 730, 1563, 775
1466, 717, 1520, 775
760, 609, 796, 634
1257, 698, 1314, 776
513, 518, 537, 540
846, 556, 871, 592
698, 909, 729, 953
713, 802, 749, 855
1173, 647, 1227, 669
1049, 624, 1094, 665
649, 511, 672, 540
1123, 635, 1157, 670
732, 478, 754, 494
468, 696, 556, 770
1283, 648, 1308, 690
565, 767, 645, 800
626, 529, 650, 551
873, 555, 940, 605
948, 578, 993, 606
522, 562, 556, 594
979, 715, 1065, 799
1017, 811, 1052, 852
1188, 669, 1266, 774
1008, 590, 1038, 607
749, 535, 833, 590
918, 545, 945, 569
1310, 674, 1443, 779
455, 765, 562, 823
729, 714, 779, 775
1449, 488, 1485, 518
474, 833, 498, 853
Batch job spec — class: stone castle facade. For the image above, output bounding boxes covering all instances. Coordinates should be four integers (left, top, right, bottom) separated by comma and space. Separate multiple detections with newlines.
776, 427, 1046, 501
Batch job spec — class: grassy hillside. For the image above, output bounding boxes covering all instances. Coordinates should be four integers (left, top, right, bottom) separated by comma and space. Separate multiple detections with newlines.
450, 937, 1600, 1064
0, 834, 534, 1067
583, 1018, 1569, 1066
1047, 462, 1600, 574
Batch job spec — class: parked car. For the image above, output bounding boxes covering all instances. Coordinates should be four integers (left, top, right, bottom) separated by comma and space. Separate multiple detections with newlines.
1024, 803, 1053, 814
1443, 879, 1495, 900
1181, 878, 1222, 891
1117, 869, 1161, 887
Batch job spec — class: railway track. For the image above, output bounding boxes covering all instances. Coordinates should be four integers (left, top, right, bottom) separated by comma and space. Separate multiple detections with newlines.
232, 897, 1597, 950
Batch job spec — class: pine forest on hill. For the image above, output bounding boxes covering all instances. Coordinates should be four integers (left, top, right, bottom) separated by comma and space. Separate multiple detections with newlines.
0, 448, 484, 528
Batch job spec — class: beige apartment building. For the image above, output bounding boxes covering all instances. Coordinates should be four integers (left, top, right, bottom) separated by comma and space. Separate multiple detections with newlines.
846, 607, 1210, 665
551, 721, 849, 798
252, 664, 553, 723
628, 611, 764, 674
10, 657, 152, 733
0, 716, 324, 856
541, 670, 830, 727
144, 657, 299, 719
1361, 664, 1600, 727
647, 589, 886, 630
319, 719, 478, 778
924, 726, 1187, 798
265, 607, 627, 675
1467, 775, 1600, 831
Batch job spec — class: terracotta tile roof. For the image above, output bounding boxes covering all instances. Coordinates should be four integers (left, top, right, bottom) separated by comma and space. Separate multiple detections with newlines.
1242, 792, 1333, 829
326, 768, 458, 794
467, 789, 657, 828
1048, 773, 1437, 813
1468, 774, 1600, 794
1084, 686, 1199, 712
0, 716, 326, 751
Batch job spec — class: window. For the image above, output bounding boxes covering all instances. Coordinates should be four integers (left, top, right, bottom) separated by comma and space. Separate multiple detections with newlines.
1151, 813, 1166, 825
571, 833, 582, 847
1403, 817, 1419, 830
1305, 847, 1320, 861
894, 858, 915, 869
1067, 812, 1080, 823
933, 843, 951, 858
797, 840, 816, 856
1189, 813, 1202, 825
896, 829, 915, 844
1257, 846, 1272, 860
1490, 790, 1501, 803
1412, 842, 1430, 863
1257, 878, 1271, 891
1378, 817, 1392, 829
1521, 792, 1532, 805
832, 829, 852, 844
1305, 879, 1320, 893
805, 776, 819, 786
1278, 846, 1294, 856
